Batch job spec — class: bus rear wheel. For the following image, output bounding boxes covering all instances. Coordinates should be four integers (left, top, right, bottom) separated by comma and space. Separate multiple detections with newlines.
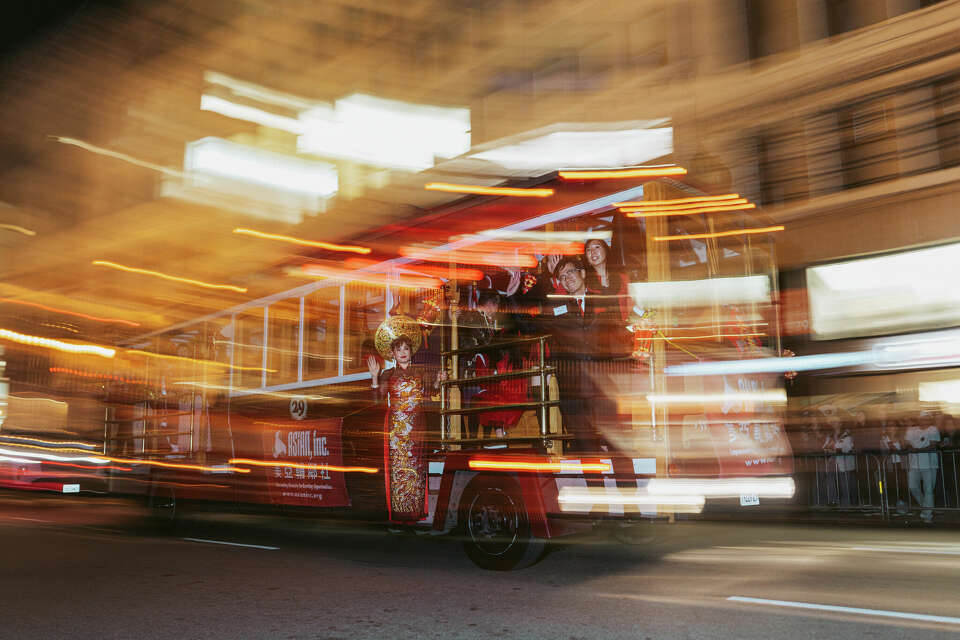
460, 476, 546, 571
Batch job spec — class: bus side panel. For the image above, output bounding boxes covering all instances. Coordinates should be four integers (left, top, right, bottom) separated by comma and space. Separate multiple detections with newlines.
230, 413, 354, 508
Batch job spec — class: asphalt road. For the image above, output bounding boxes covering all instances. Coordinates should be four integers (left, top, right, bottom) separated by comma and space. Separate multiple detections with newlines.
2, 491, 959, 639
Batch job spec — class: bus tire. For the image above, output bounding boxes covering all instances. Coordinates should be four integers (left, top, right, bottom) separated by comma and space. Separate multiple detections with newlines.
460, 476, 546, 571
145, 478, 177, 532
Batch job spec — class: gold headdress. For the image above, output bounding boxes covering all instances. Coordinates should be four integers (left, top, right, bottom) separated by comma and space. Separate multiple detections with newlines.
374, 314, 422, 360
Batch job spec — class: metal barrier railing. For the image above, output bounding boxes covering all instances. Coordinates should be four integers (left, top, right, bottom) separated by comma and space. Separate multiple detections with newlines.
795, 449, 960, 521
440, 335, 565, 449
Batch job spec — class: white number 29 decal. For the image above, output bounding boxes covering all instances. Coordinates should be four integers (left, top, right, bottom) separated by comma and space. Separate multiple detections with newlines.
289, 397, 307, 420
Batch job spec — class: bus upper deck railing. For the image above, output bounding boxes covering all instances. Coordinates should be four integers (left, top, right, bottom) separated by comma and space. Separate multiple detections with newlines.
439, 334, 557, 449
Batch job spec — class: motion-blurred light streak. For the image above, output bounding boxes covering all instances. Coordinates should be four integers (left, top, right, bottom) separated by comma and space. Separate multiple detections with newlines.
229, 458, 378, 474
424, 182, 554, 198
468, 459, 613, 473
49, 367, 144, 384
92, 260, 248, 293
0, 223, 36, 236
647, 477, 795, 498
398, 246, 537, 268
185, 137, 338, 201
298, 93, 470, 171
468, 126, 674, 172
653, 225, 784, 241
665, 352, 872, 376
200, 94, 304, 134
0, 297, 140, 327
614, 194, 742, 207
233, 228, 371, 255
620, 198, 749, 212
646, 390, 787, 405
559, 166, 687, 180
471, 229, 612, 243
557, 487, 705, 513
341, 258, 484, 282
625, 203, 757, 217
51, 136, 188, 179
0, 328, 115, 358
124, 349, 274, 373
297, 264, 441, 289
629, 275, 771, 306
0, 434, 98, 450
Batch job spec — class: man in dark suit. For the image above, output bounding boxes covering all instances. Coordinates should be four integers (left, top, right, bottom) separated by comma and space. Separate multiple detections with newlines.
549, 257, 606, 452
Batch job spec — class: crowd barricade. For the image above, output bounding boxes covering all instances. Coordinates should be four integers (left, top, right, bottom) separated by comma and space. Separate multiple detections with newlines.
794, 449, 960, 521
793, 452, 886, 517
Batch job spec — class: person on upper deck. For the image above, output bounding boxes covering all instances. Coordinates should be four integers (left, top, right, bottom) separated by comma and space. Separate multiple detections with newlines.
583, 238, 631, 323
546, 256, 606, 451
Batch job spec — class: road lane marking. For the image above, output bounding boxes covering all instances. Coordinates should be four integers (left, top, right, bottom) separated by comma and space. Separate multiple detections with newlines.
727, 596, 960, 625
852, 546, 960, 556
183, 537, 278, 550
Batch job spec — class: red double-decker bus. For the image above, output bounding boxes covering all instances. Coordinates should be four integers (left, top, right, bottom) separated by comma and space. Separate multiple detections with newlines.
96, 171, 793, 570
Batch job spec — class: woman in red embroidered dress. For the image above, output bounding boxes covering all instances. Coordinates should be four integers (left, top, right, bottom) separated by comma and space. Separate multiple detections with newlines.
367, 335, 444, 524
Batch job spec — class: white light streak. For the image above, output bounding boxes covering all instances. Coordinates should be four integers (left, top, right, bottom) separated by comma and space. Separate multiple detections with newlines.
468, 126, 673, 172
298, 93, 470, 171
200, 95, 304, 134
666, 352, 871, 377
0, 446, 108, 465
557, 486, 704, 513
186, 137, 338, 199
630, 275, 770, 307
646, 390, 787, 405
647, 477, 795, 498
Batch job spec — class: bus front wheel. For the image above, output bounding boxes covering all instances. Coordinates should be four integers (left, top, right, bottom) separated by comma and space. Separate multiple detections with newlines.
460, 476, 546, 571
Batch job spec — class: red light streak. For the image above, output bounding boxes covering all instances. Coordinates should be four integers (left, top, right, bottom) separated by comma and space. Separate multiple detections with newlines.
459, 240, 585, 256
41, 460, 132, 472
468, 459, 612, 473
0, 298, 140, 327
299, 264, 441, 289
342, 259, 484, 282
398, 247, 537, 268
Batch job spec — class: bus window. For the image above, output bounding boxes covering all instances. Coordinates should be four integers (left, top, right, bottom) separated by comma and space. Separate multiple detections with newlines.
236, 308, 265, 389
267, 297, 300, 386
343, 285, 385, 375
305, 286, 341, 380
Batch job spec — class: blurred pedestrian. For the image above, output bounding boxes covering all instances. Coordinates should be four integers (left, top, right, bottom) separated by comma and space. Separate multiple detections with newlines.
905, 413, 941, 523
879, 419, 908, 514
